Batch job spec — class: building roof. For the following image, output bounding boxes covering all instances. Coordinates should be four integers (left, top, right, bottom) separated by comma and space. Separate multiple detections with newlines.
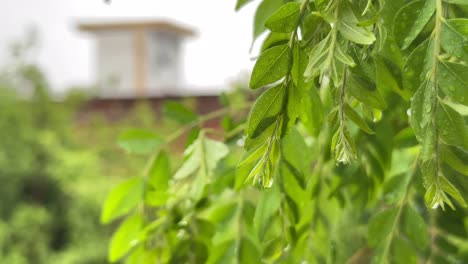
77, 19, 196, 37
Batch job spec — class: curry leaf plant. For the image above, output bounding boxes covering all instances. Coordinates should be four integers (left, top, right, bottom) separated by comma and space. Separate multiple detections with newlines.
101, 0, 468, 263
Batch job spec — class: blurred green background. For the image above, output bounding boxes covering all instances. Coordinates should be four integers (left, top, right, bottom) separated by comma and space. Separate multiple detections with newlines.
0, 44, 182, 264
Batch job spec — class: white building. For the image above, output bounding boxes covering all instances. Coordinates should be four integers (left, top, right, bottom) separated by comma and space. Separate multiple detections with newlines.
78, 19, 195, 98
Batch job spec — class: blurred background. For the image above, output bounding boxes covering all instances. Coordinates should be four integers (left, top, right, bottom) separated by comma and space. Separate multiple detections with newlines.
0, 1, 256, 263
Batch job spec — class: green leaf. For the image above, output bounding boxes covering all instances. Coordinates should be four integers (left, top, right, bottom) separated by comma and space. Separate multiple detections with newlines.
304, 36, 330, 79
254, 184, 281, 240
402, 205, 429, 250
391, 236, 418, 264
109, 214, 143, 262
292, 44, 312, 91
409, 81, 434, 141
397, 0, 435, 49
237, 144, 267, 168
437, 102, 468, 149
147, 151, 170, 191
101, 177, 144, 224
250, 45, 291, 89
334, 44, 356, 66
368, 207, 398, 247
441, 19, 468, 61
283, 82, 301, 135
117, 129, 163, 155
253, 0, 284, 40
439, 176, 468, 207
338, 22, 376, 45
236, 0, 253, 11
440, 144, 468, 177
383, 173, 411, 204
174, 136, 229, 180
443, 0, 468, 4
331, 126, 358, 164
344, 103, 374, 134
265, 2, 301, 33
162, 101, 197, 124
239, 237, 262, 263
300, 87, 323, 137
347, 73, 387, 110
439, 60, 468, 106
403, 39, 432, 94
338, 3, 376, 45
247, 85, 284, 139
144, 190, 169, 207
261, 32, 290, 52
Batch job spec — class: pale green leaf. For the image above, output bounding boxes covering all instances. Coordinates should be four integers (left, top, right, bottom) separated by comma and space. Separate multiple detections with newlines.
101, 177, 144, 224
250, 45, 291, 89
304, 36, 330, 79
265, 2, 301, 33
109, 214, 143, 262
117, 129, 163, 155
439, 60, 468, 106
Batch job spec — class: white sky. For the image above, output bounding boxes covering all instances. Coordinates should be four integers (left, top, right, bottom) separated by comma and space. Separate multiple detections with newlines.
0, 0, 258, 92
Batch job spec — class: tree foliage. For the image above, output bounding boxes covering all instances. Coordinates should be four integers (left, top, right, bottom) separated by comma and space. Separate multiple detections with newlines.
103, 0, 468, 263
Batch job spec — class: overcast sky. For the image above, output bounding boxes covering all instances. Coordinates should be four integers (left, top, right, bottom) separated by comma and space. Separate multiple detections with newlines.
0, 0, 258, 91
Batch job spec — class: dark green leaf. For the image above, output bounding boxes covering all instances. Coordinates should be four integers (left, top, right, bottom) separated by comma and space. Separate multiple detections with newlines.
250, 45, 291, 89
347, 73, 387, 110
265, 2, 301, 33
117, 129, 163, 155
344, 103, 375, 134
439, 60, 468, 106
101, 177, 144, 224
395, 0, 435, 49
437, 102, 468, 149
403, 39, 432, 94
261, 32, 290, 52
441, 19, 468, 61
247, 85, 284, 139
